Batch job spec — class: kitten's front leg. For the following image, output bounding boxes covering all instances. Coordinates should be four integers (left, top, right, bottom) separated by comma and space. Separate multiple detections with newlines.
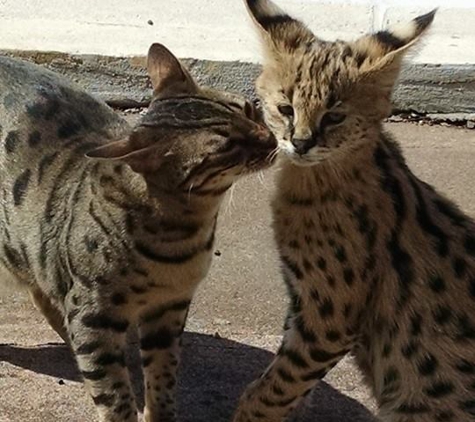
233, 309, 351, 422
66, 301, 138, 422
138, 299, 191, 422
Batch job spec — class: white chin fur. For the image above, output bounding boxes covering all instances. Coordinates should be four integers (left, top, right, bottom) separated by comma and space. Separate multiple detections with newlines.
278, 141, 328, 167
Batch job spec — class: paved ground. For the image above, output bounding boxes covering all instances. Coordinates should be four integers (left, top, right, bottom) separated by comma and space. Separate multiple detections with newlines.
1, 121, 474, 421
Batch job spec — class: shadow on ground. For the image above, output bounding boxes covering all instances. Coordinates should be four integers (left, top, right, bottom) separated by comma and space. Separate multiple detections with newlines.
0, 332, 376, 422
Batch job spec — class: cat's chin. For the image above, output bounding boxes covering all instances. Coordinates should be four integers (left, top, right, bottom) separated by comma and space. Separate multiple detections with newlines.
280, 150, 330, 167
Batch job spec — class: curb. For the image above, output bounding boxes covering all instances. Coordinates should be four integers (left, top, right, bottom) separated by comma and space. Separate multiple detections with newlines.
1, 50, 474, 116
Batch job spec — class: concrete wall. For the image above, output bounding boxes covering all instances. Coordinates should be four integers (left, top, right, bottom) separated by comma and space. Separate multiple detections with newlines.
0, 0, 473, 64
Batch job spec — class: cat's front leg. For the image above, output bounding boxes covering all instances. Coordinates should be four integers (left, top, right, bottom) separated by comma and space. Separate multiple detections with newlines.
138, 298, 191, 422
65, 300, 138, 422
233, 309, 351, 422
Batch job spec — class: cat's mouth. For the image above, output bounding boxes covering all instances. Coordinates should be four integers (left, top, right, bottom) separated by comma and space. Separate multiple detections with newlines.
279, 141, 332, 166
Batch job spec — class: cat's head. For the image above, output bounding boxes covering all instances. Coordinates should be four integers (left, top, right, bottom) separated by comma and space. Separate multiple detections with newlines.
87, 43, 276, 194
244, 0, 435, 166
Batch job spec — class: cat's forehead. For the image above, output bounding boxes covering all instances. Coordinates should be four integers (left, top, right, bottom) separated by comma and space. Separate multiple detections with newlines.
268, 40, 363, 108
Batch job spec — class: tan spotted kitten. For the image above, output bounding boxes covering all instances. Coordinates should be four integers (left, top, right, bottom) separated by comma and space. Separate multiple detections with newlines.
233, 1, 475, 421
0, 43, 276, 422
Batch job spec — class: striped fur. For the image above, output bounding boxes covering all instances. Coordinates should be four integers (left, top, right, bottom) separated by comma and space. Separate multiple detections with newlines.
235, 3, 475, 422
0, 43, 276, 422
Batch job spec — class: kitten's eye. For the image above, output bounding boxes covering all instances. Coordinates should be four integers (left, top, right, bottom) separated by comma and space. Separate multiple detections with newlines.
277, 104, 294, 118
321, 112, 346, 129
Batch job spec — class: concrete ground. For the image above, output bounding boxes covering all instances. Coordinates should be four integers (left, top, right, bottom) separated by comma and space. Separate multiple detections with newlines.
1, 121, 474, 422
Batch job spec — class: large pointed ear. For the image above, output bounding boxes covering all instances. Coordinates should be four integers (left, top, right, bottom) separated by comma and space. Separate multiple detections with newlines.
147, 43, 198, 97
85, 136, 164, 174
244, 0, 315, 55
354, 10, 436, 89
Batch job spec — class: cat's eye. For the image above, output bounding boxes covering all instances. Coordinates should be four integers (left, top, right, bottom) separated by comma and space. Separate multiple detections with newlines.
277, 104, 294, 118
320, 112, 346, 130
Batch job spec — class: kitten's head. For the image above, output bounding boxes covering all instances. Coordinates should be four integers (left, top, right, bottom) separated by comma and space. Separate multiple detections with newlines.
87, 43, 276, 194
245, 0, 435, 166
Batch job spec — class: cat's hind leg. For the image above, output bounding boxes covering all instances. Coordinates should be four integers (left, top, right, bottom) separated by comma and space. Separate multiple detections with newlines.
29, 286, 70, 345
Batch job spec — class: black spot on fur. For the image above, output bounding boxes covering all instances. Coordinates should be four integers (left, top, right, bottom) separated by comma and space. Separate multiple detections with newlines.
428, 275, 446, 293
460, 400, 475, 417
28, 131, 41, 147
424, 381, 455, 398
325, 330, 341, 342
455, 359, 475, 374
13, 169, 31, 206
435, 410, 455, 421
38, 152, 59, 183
57, 118, 82, 139
317, 257, 327, 270
452, 257, 467, 278
401, 340, 419, 359
111, 293, 127, 306
410, 312, 423, 336
295, 315, 317, 343
433, 305, 452, 325
82, 368, 107, 381
95, 352, 126, 367
140, 328, 175, 351
277, 367, 296, 383
281, 348, 309, 368
318, 298, 334, 318
334, 245, 347, 262
464, 235, 475, 256
82, 313, 129, 332
396, 402, 429, 414
310, 347, 347, 363
76, 341, 101, 355
282, 255, 304, 280
418, 354, 438, 376
455, 314, 475, 340
5, 131, 19, 153
92, 393, 115, 407
343, 268, 355, 286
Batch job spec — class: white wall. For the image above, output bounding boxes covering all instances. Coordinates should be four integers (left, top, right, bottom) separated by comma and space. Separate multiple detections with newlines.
0, 0, 473, 64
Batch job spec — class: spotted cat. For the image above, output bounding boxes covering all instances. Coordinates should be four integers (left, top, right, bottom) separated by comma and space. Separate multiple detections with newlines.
234, 2, 475, 421
0, 43, 276, 422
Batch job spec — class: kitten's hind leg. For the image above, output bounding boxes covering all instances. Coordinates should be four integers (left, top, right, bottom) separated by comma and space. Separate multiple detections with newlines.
66, 300, 138, 422
29, 287, 70, 345
138, 298, 191, 422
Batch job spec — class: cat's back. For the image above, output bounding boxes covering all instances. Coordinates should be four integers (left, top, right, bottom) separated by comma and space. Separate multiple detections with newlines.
0, 55, 129, 166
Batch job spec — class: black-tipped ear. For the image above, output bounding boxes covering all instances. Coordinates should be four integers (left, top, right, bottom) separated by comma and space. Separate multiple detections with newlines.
147, 43, 198, 97
354, 9, 436, 91
355, 9, 436, 61
244, 0, 315, 52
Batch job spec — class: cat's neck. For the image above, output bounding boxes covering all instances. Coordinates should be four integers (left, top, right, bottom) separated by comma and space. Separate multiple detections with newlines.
93, 162, 223, 225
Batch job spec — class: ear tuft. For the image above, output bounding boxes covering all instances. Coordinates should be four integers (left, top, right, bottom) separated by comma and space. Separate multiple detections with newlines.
372, 9, 437, 55
244, 0, 315, 52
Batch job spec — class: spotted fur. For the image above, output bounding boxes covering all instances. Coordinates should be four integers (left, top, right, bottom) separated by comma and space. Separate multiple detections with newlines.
234, 2, 475, 421
0, 43, 276, 422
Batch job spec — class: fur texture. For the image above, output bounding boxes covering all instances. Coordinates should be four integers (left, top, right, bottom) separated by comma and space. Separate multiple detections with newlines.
234, 2, 475, 422
0, 43, 276, 422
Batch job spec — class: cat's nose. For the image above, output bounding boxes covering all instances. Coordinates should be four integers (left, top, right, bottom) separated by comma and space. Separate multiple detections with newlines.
291, 137, 314, 155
